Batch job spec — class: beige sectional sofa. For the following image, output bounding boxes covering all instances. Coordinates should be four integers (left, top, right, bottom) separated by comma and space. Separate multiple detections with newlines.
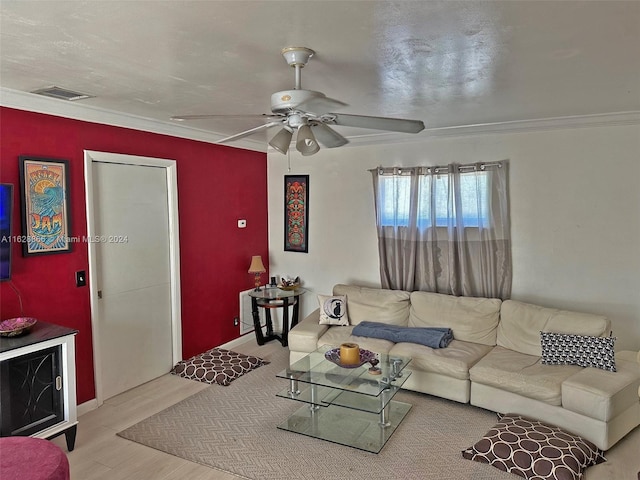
287, 284, 640, 450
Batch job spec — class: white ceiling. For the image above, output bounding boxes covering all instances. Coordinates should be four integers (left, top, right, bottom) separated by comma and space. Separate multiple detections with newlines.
1, 1, 639, 151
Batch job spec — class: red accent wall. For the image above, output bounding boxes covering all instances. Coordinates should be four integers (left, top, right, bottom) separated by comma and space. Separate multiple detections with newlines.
0, 107, 268, 404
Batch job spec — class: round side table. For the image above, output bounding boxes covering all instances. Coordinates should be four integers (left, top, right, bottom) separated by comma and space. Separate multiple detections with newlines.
248, 287, 306, 347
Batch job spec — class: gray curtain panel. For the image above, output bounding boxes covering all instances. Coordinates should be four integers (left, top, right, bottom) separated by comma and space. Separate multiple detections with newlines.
371, 161, 511, 299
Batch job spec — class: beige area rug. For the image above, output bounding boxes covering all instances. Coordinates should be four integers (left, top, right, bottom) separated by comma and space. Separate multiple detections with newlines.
118, 347, 638, 480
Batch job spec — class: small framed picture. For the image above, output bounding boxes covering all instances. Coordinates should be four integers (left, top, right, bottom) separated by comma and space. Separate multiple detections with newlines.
284, 175, 309, 253
19, 156, 72, 256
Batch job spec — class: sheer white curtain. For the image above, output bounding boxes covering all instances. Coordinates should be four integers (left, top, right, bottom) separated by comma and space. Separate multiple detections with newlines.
371, 161, 511, 299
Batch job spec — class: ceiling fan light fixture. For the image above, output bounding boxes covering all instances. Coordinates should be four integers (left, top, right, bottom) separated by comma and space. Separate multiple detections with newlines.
296, 125, 320, 156
172, 46, 425, 149
269, 127, 293, 154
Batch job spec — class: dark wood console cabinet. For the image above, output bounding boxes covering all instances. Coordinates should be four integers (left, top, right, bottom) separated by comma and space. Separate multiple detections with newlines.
0, 321, 78, 450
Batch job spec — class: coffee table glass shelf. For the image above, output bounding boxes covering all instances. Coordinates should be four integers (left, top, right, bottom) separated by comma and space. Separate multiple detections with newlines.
276, 345, 412, 453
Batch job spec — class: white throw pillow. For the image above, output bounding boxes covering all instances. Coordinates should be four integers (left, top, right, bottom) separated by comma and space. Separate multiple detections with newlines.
318, 294, 349, 326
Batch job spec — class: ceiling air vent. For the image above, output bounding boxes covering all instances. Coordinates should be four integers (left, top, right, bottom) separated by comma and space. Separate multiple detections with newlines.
31, 86, 93, 101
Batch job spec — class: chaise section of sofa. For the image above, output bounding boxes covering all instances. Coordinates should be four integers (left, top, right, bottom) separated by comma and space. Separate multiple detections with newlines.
469, 300, 640, 450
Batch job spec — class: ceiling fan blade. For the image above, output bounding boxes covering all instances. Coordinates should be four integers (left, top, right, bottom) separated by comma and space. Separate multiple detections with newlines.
217, 121, 283, 143
311, 124, 349, 148
171, 113, 282, 121
330, 113, 425, 134
294, 96, 348, 115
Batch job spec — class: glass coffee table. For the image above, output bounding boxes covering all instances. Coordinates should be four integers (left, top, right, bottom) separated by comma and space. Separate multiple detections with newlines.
276, 345, 412, 453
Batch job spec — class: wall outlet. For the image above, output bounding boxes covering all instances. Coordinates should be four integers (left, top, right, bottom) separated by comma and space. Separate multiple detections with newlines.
233, 317, 239, 327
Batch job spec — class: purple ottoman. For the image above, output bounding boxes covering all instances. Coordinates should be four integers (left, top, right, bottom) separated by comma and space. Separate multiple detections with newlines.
0, 437, 70, 480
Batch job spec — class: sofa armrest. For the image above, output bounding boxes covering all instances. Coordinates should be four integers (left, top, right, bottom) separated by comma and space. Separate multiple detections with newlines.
562, 357, 640, 421
287, 308, 328, 353
617, 350, 640, 399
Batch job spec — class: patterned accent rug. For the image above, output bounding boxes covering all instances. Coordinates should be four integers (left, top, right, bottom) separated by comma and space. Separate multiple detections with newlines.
117, 347, 626, 480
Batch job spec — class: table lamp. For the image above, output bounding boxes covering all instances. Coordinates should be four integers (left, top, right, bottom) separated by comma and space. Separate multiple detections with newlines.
248, 255, 266, 291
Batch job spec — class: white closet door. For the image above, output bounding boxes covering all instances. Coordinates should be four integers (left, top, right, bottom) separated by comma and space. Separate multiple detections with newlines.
93, 161, 173, 400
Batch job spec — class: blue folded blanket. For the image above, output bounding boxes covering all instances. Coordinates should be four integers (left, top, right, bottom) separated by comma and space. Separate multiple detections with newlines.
351, 321, 453, 349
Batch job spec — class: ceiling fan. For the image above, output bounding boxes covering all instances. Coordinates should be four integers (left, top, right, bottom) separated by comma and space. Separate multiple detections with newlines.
171, 47, 425, 156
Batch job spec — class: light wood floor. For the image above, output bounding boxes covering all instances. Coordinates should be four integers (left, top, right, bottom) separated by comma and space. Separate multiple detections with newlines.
51, 338, 282, 480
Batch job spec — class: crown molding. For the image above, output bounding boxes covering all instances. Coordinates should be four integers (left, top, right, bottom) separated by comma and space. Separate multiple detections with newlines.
3, 87, 637, 153
341, 111, 640, 148
422, 111, 640, 137
0, 87, 267, 153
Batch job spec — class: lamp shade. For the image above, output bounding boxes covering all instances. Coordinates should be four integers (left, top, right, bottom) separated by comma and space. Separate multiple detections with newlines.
296, 125, 320, 156
269, 127, 293, 154
248, 255, 266, 274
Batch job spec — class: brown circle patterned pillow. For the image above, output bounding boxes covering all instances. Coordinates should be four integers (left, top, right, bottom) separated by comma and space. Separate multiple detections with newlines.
171, 348, 269, 386
462, 414, 606, 480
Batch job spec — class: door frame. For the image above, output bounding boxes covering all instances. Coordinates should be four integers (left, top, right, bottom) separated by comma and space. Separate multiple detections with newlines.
84, 150, 182, 406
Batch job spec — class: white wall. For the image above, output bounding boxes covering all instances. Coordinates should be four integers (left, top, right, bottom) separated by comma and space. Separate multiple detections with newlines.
267, 124, 640, 351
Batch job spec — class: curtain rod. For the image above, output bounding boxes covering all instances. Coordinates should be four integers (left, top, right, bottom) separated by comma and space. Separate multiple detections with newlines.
370, 161, 504, 175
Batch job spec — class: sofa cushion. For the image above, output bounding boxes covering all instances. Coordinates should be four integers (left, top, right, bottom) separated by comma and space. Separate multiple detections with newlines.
469, 346, 582, 405
317, 294, 350, 326
541, 332, 616, 372
390, 340, 493, 381
408, 291, 502, 346
497, 300, 611, 357
562, 358, 640, 422
318, 325, 395, 355
332, 284, 410, 326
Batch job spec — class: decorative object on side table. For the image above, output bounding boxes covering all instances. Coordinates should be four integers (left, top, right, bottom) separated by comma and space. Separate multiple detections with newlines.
278, 276, 300, 291
0, 317, 37, 337
248, 255, 266, 291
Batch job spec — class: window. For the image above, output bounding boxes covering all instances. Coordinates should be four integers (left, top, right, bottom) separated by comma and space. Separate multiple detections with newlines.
371, 161, 511, 298
378, 169, 490, 228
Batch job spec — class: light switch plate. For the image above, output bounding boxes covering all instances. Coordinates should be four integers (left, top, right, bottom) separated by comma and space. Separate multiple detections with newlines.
76, 270, 87, 287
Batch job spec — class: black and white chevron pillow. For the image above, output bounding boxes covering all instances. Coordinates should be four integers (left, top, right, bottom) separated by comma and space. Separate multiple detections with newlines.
540, 331, 616, 372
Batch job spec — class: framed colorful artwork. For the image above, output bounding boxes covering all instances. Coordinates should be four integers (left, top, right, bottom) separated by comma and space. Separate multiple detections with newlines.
19, 156, 72, 256
284, 174, 309, 253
